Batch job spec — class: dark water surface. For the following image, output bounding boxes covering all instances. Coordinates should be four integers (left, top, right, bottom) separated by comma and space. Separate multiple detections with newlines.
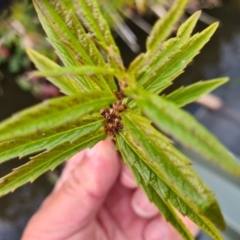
0, 0, 240, 239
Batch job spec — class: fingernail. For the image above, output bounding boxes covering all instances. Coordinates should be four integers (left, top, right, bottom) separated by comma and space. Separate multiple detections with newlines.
86, 140, 115, 159
122, 171, 137, 187
144, 220, 168, 240
132, 189, 159, 218
86, 140, 105, 158
86, 144, 99, 158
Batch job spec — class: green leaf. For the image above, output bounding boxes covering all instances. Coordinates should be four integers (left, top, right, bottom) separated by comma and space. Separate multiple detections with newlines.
177, 11, 201, 37
74, 0, 116, 51
146, 0, 188, 53
59, 0, 106, 66
56, 0, 117, 90
26, 48, 82, 95
32, 0, 97, 92
165, 78, 228, 107
74, 0, 124, 70
0, 131, 106, 198
33, 0, 93, 66
32, 66, 116, 78
133, 172, 194, 240
129, 89, 240, 177
129, 0, 188, 73
117, 134, 195, 240
142, 22, 219, 94
121, 111, 225, 230
136, 11, 201, 84
0, 116, 104, 163
0, 91, 115, 142
117, 130, 223, 240
33, 0, 113, 92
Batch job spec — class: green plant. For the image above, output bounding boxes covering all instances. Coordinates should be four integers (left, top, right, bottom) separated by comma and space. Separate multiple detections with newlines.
0, 0, 240, 239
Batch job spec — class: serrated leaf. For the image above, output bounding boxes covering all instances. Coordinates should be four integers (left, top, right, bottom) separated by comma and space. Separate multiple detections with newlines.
165, 78, 228, 107
146, 0, 188, 53
142, 22, 219, 94
33, 1, 97, 92
55, 0, 105, 65
33, 65, 113, 91
0, 116, 104, 163
117, 134, 195, 240
117, 131, 223, 240
33, 0, 113, 92
129, 89, 240, 177
55, 0, 117, 90
0, 91, 115, 142
177, 11, 201, 37
32, 66, 116, 78
0, 131, 106, 198
26, 48, 82, 95
33, 0, 94, 66
74, 0, 124, 70
121, 111, 225, 230
74, 0, 116, 51
137, 11, 201, 84
129, 0, 188, 73
132, 172, 194, 240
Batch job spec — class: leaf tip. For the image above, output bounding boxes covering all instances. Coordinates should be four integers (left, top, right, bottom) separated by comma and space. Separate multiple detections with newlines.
26, 48, 36, 59
211, 21, 220, 31
0, 178, 6, 184
25, 48, 32, 54
203, 198, 226, 230
192, 10, 202, 19
221, 77, 229, 83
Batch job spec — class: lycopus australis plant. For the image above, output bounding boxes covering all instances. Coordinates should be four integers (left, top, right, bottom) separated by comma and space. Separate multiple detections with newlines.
0, 0, 240, 239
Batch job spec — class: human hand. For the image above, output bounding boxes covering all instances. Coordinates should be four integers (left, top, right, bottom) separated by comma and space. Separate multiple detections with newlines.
22, 139, 200, 240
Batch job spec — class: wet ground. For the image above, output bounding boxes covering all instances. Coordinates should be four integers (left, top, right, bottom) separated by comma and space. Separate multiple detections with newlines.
0, 0, 240, 239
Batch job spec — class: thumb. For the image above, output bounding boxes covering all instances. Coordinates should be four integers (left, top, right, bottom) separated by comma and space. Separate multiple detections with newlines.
22, 139, 120, 240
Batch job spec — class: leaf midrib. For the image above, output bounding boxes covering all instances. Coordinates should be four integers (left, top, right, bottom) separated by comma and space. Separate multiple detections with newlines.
1, 96, 112, 140
0, 119, 104, 162
1, 132, 105, 191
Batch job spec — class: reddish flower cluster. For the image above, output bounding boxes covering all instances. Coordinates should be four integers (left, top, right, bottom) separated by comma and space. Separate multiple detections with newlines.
100, 100, 127, 137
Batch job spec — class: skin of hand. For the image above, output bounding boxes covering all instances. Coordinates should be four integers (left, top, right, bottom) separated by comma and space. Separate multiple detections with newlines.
22, 139, 200, 240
